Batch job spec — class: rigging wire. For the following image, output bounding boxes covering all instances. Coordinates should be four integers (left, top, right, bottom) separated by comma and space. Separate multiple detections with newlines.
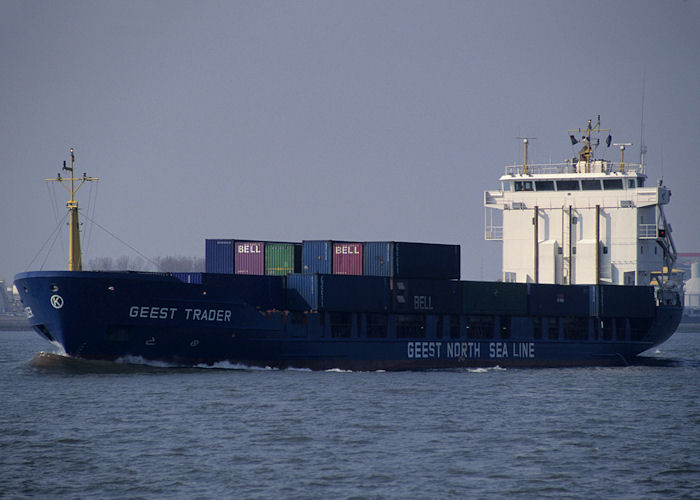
45, 181, 67, 260
45, 181, 60, 223
83, 179, 100, 258
40, 216, 67, 270
81, 212, 159, 270
26, 212, 69, 271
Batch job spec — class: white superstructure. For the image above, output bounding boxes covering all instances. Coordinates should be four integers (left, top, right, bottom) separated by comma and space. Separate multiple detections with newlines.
484, 117, 677, 288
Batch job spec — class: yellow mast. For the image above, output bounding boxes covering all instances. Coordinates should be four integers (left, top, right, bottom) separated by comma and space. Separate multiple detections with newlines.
517, 137, 536, 175
613, 142, 633, 172
45, 148, 99, 271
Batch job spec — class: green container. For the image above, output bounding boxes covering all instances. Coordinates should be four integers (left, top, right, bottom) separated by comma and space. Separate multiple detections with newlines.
461, 281, 528, 315
265, 243, 302, 276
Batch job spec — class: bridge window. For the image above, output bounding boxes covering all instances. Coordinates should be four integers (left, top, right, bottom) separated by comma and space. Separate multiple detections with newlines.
603, 179, 623, 190
627, 179, 636, 189
556, 180, 580, 191
581, 179, 601, 190
535, 180, 555, 191
514, 181, 534, 192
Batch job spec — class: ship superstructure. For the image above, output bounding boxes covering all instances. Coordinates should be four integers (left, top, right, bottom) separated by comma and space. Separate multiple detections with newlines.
485, 117, 678, 289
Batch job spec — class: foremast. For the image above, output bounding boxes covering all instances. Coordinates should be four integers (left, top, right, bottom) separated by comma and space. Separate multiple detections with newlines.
45, 148, 99, 271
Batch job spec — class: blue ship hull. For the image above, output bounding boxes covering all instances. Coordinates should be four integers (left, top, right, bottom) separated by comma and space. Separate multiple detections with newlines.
14, 271, 682, 369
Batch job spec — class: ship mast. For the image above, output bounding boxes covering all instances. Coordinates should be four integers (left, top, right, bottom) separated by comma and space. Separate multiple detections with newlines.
45, 148, 99, 271
568, 115, 612, 172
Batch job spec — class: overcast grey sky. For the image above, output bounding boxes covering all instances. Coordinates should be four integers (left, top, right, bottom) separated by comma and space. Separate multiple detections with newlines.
2, 0, 699, 282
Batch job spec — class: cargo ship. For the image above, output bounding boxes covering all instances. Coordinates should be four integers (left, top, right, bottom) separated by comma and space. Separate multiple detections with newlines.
15, 119, 684, 369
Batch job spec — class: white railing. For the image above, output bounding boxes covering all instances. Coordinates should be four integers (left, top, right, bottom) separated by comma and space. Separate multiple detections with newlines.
485, 226, 503, 241
504, 162, 644, 176
639, 223, 657, 239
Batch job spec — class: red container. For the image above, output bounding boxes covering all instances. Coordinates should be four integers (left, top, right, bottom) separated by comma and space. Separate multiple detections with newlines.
332, 242, 363, 275
235, 241, 265, 275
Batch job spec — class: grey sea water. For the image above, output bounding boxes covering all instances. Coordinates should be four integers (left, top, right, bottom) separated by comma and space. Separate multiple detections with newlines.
1, 329, 699, 499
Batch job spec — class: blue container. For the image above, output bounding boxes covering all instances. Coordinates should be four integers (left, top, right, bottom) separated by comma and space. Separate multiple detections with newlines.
205, 239, 235, 274
301, 241, 333, 274
202, 273, 284, 310
364, 241, 394, 277
391, 278, 461, 314
527, 283, 593, 317
285, 274, 390, 312
172, 272, 203, 284
364, 242, 461, 279
461, 281, 528, 315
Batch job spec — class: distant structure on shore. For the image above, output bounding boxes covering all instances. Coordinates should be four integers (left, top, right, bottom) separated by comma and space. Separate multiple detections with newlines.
678, 253, 700, 324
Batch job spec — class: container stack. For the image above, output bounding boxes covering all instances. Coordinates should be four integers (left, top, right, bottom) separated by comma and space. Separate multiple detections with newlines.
205, 239, 301, 276
199, 238, 657, 321
205, 239, 460, 279
203, 238, 462, 312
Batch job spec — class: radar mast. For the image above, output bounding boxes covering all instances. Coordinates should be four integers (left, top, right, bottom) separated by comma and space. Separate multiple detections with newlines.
45, 149, 99, 271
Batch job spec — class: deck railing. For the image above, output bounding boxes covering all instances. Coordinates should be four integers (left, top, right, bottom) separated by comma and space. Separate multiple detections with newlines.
504, 162, 644, 176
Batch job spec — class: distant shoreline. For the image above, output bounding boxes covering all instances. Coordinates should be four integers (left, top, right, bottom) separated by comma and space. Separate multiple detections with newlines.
0, 316, 31, 331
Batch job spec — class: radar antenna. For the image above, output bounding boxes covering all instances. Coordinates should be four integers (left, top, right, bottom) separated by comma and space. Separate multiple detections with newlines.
568, 115, 612, 173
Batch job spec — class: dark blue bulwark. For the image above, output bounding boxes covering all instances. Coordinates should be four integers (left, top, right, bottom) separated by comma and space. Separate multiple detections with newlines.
202, 273, 284, 310
599, 285, 655, 318
391, 278, 461, 314
205, 239, 235, 273
364, 242, 460, 279
528, 283, 593, 317
301, 241, 333, 274
286, 274, 390, 312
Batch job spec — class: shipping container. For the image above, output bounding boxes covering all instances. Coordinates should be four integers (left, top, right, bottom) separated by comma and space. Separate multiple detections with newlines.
285, 274, 390, 312
265, 242, 302, 276
332, 242, 363, 275
528, 283, 593, 317
234, 241, 265, 275
301, 241, 333, 274
205, 239, 235, 274
391, 278, 461, 314
172, 272, 203, 284
364, 241, 460, 279
461, 281, 528, 315
202, 273, 284, 310
599, 285, 655, 318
